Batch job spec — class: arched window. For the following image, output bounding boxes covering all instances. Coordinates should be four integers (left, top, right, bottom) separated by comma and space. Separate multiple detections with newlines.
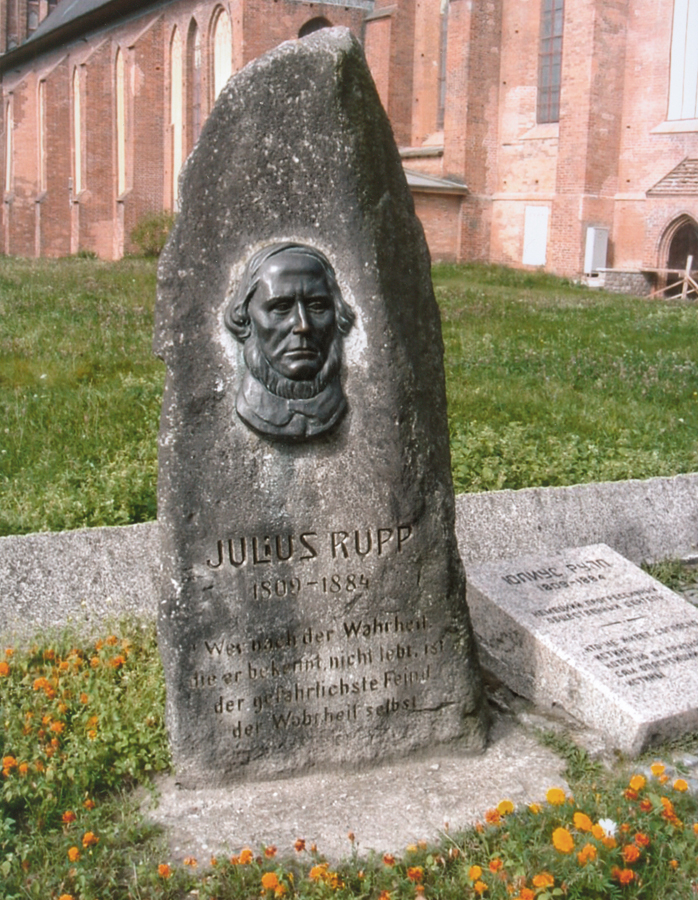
38, 80, 46, 192
4, 97, 13, 193
170, 27, 183, 208
537, 0, 564, 124
299, 17, 331, 38
212, 7, 232, 100
72, 67, 83, 194
115, 48, 127, 196
187, 19, 202, 151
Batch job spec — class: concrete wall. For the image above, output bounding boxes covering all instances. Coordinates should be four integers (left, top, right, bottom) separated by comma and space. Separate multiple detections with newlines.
2, 473, 696, 641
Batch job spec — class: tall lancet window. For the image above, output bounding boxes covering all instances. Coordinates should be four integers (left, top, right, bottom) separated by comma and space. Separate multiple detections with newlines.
537, 0, 564, 124
212, 7, 233, 101
38, 80, 47, 192
170, 26, 183, 208
187, 19, 202, 151
4, 97, 13, 193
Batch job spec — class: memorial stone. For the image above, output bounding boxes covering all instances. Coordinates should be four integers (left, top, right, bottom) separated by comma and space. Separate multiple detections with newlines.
466, 543, 698, 754
154, 28, 487, 787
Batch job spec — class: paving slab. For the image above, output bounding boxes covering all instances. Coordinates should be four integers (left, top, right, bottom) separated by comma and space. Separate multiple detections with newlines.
145, 713, 567, 864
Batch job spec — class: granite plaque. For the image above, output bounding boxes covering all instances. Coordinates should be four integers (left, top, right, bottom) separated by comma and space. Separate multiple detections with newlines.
466, 543, 698, 754
153, 28, 487, 786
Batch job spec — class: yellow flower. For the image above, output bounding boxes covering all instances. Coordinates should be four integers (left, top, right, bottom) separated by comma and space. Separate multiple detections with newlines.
82, 831, 99, 848
407, 866, 423, 883
0, 661, 9, 676
532, 872, 554, 889
591, 824, 604, 840
629, 775, 646, 792
651, 762, 666, 777
546, 788, 566, 806
238, 847, 254, 864
497, 799, 514, 815
58, 895, 75, 900
469, 866, 482, 880
528, 803, 542, 814
474, 880, 488, 895
158, 863, 171, 878
602, 836, 617, 850
576, 843, 597, 866
573, 812, 593, 832
674, 779, 689, 792
262, 872, 280, 891
552, 827, 574, 853
67, 846, 80, 862
183, 856, 198, 867
309, 864, 329, 882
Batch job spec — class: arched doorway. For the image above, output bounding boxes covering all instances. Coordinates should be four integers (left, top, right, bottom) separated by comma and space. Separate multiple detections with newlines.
660, 215, 698, 297
299, 17, 331, 38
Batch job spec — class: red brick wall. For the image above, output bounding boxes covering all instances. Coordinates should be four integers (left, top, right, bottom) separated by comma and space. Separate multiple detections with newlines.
413, 192, 463, 261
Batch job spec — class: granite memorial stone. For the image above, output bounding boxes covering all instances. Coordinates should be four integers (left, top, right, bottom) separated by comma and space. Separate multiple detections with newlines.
154, 28, 487, 786
466, 543, 698, 754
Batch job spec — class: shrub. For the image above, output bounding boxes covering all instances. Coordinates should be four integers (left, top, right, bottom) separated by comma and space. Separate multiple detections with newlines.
130, 211, 176, 257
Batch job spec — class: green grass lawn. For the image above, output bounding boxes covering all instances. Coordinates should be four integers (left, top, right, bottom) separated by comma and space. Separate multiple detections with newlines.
1, 258, 697, 535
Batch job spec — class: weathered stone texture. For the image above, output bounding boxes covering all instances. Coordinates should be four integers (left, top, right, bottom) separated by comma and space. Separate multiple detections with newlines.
154, 28, 486, 786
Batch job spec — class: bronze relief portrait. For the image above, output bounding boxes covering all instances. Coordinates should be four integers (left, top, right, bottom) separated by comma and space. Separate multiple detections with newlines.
224, 243, 355, 440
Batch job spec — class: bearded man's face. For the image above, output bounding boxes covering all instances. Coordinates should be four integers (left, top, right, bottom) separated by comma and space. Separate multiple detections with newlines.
247, 251, 337, 381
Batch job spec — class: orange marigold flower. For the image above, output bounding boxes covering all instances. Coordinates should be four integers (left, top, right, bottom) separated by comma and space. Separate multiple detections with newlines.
264, 845, 277, 858
629, 775, 646, 792
183, 856, 198, 867
674, 779, 689, 792
670, 859, 679, 869
110, 655, 126, 668
262, 872, 280, 891
90, 657, 100, 668
106, 635, 118, 646
497, 799, 514, 816
473, 880, 488, 895
294, 838, 306, 852
238, 847, 254, 864
59, 660, 70, 672
62, 810, 77, 824
640, 799, 652, 812
552, 827, 574, 853
517, 890, 535, 900
546, 788, 566, 806
622, 844, 640, 864
18, 762, 28, 776
67, 846, 80, 862
415, 885, 425, 896
0, 661, 9, 676
407, 866, 424, 883
469, 865, 482, 881
591, 824, 604, 840
659, 774, 669, 784
158, 863, 171, 879
44, 649, 55, 660
82, 831, 99, 848
80, 693, 89, 704
348, 831, 355, 843
602, 836, 617, 850
87, 730, 97, 741
611, 867, 635, 885
50, 721, 65, 734
83, 798, 95, 810
694, 823, 698, 835
489, 859, 503, 873
3, 756, 17, 769
383, 853, 396, 866
528, 803, 542, 814
4, 647, 13, 656
58, 895, 74, 900
532, 872, 554, 889
651, 762, 666, 777
573, 812, 593, 832
309, 864, 329, 882
484, 809, 501, 825
378, 892, 392, 900
624, 789, 638, 801
576, 843, 597, 866
635, 832, 650, 847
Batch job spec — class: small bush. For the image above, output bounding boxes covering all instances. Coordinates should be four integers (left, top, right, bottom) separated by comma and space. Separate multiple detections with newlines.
130, 211, 176, 257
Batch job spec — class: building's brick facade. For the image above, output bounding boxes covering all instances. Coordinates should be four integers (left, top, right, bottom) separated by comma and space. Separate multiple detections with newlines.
2, 0, 698, 285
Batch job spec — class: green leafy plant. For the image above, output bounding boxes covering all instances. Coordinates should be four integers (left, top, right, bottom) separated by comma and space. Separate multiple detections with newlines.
130, 212, 176, 257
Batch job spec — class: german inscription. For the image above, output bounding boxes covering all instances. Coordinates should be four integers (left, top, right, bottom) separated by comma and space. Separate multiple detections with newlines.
466, 544, 698, 755
154, 30, 486, 786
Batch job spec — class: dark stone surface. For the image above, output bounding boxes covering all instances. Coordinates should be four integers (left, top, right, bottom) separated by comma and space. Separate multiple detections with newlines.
154, 27, 487, 786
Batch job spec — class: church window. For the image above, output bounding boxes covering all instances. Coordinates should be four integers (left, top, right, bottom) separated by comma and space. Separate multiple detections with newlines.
537, 0, 564, 124
187, 20, 202, 151
115, 48, 127, 196
668, 0, 698, 119
212, 7, 232, 101
298, 17, 331, 38
436, 0, 449, 131
72, 67, 83, 194
170, 26, 184, 208
4, 98, 13, 193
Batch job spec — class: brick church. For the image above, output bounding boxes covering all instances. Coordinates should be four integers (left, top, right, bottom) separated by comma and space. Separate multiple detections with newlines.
2, 0, 698, 288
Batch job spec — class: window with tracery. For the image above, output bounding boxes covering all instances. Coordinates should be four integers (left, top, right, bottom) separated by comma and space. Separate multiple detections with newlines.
537, 0, 564, 124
